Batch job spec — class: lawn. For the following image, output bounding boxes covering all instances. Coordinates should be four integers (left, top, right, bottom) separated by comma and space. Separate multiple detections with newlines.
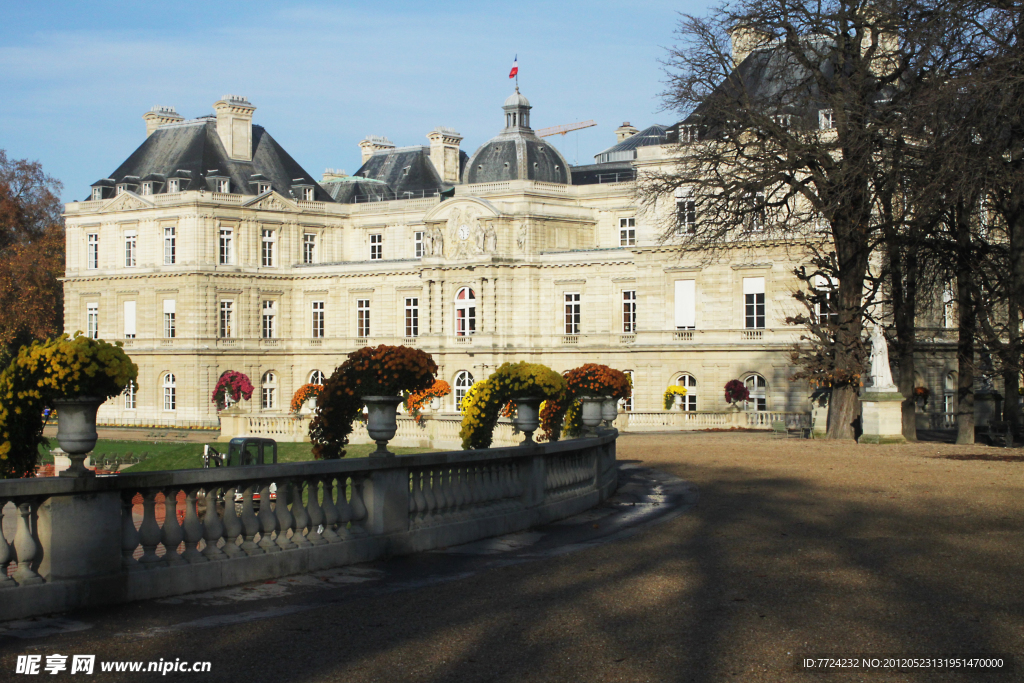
37, 440, 431, 472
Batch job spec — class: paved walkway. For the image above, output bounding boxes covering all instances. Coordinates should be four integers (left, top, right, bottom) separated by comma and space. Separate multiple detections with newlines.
3, 432, 1023, 682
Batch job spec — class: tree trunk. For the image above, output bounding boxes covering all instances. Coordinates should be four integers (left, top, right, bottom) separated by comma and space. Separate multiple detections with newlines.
956, 201, 976, 445
1005, 203, 1024, 435
887, 221, 919, 442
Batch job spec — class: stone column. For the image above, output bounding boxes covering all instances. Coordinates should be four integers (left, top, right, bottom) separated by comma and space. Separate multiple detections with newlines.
363, 468, 410, 535
860, 390, 907, 444
37, 492, 123, 582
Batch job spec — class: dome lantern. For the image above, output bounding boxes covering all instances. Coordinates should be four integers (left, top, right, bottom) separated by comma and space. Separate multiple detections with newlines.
503, 86, 532, 130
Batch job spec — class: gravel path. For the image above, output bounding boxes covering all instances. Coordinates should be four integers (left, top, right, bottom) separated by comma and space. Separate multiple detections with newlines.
3, 432, 1022, 682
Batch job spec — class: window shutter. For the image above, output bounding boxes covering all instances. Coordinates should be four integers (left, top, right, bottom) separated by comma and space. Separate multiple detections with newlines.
164, 299, 176, 315
674, 280, 696, 329
742, 276, 765, 295
124, 301, 136, 336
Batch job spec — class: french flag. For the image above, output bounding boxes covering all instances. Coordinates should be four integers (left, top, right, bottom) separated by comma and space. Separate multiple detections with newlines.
509, 55, 518, 79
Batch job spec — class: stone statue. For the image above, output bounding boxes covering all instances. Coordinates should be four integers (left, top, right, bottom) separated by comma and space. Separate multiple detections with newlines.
474, 224, 486, 254
517, 224, 528, 252
431, 225, 444, 257
422, 228, 434, 257
484, 223, 497, 252
868, 324, 896, 391
979, 350, 995, 392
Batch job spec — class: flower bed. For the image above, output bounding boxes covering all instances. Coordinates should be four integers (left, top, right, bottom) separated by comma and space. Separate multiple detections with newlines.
211, 371, 254, 411
459, 362, 566, 450
404, 379, 451, 424
0, 333, 137, 479
310, 345, 437, 459
663, 385, 688, 410
539, 364, 631, 441
290, 383, 323, 414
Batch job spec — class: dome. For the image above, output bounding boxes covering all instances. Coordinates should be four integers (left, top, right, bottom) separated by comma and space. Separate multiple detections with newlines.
464, 88, 571, 185
504, 90, 531, 108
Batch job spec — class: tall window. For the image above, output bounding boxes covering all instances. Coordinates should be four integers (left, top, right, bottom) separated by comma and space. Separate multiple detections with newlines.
163, 226, 176, 265
87, 233, 98, 269
87, 303, 99, 339
124, 231, 137, 268
163, 373, 176, 411
414, 231, 424, 258
745, 374, 767, 411
942, 285, 955, 328
622, 290, 636, 333
309, 369, 326, 385
303, 233, 316, 264
123, 300, 136, 339
619, 217, 636, 246
944, 371, 957, 415
370, 233, 382, 260
564, 293, 581, 334
91, 187, 103, 201
123, 380, 137, 410
168, 179, 180, 193
675, 280, 696, 329
261, 229, 275, 267
216, 179, 230, 193
219, 300, 233, 338
676, 374, 698, 411
455, 287, 476, 336
675, 188, 696, 234
356, 299, 370, 337
743, 277, 765, 329
261, 371, 276, 410
219, 228, 233, 265
262, 300, 276, 339
163, 300, 176, 338
454, 371, 474, 411
312, 301, 325, 338
813, 275, 839, 326
301, 187, 314, 200
405, 297, 419, 337
747, 193, 766, 231
819, 109, 835, 130
620, 370, 634, 411
141, 182, 153, 196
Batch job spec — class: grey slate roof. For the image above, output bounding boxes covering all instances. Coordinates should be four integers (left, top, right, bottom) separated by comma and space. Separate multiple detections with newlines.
340, 145, 468, 203
593, 125, 670, 164
569, 162, 636, 185
89, 119, 333, 202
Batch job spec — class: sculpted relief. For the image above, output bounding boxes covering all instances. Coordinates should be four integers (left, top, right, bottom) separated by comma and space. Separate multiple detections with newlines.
423, 202, 503, 259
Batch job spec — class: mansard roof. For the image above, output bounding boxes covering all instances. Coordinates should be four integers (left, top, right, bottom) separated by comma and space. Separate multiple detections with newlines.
593, 125, 670, 164
333, 146, 468, 203
88, 119, 333, 202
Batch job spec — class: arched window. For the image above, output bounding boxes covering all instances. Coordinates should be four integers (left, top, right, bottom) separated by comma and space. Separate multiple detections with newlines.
454, 371, 474, 411
455, 287, 476, 336
309, 369, 326, 385
944, 371, 957, 415
261, 371, 277, 410
620, 370, 634, 412
745, 374, 767, 411
676, 374, 698, 411
162, 373, 176, 411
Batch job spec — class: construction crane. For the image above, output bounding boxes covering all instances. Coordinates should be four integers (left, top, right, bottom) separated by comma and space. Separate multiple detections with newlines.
535, 120, 597, 138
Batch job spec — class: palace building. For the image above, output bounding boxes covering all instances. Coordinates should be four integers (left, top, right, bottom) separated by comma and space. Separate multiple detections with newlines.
62, 81, 960, 428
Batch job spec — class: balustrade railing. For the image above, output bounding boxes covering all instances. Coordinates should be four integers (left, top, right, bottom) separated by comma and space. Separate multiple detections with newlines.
0, 433, 618, 622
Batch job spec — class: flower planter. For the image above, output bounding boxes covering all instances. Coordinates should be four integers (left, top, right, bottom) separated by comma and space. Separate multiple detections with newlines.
513, 396, 543, 444
363, 395, 403, 456
580, 396, 605, 435
601, 398, 618, 427
53, 396, 104, 478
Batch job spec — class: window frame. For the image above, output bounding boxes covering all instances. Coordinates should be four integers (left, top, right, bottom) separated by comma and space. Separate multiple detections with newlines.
216, 178, 230, 194
261, 371, 276, 410
261, 229, 276, 267
414, 231, 424, 258
370, 233, 383, 260
405, 297, 419, 337
262, 300, 276, 339
745, 374, 767, 411
163, 226, 176, 265
124, 230, 137, 268
219, 227, 234, 265
163, 300, 176, 339
312, 300, 325, 338
622, 290, 636, 333
162, 373, 176, 411
219, 300, 234, 338
676, 374, 698, 411
619, 217, 636, 247
454, 371, 474, 411
356, 299, 370, 337
564, 292, 581, 335
87, 233, 99, 270
454, 287, 476, 336
123, 380, 137, 410
302, 233, 317, 264
87, 303, 99, 339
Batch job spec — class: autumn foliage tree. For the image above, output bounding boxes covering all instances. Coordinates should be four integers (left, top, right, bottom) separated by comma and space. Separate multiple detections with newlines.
0, 150, 65, 357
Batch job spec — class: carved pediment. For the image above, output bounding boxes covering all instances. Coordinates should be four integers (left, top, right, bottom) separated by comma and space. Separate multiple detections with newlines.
241, 192, 299, 212
102, 191, 154, 212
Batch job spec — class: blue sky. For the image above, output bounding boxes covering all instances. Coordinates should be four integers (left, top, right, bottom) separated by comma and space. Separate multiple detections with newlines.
0, 1, 707, 202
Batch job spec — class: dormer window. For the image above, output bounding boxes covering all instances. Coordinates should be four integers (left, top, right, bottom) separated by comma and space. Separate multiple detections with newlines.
116, 184, 127, 195
168, 179, 180, 193
680, 125, 699, 143
91, 187, 103, 201
773, 114, 791, 128
141, 182, 153, 196
301, 187, 314, 200
216, 179, 230, 193
819, 109, 835, 130
258, 183, 271, 194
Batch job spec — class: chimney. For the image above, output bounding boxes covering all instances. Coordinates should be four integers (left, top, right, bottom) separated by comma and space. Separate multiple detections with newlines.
426, 127, 463, 184
614, 122, 639, 143
212, 95, 256, 161
142, 106, 184, 137
321, 168, 348, 182
728, 25, 771, 67
358, 136, 395, 165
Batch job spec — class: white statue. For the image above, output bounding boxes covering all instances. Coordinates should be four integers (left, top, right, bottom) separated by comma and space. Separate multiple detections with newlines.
868, 324, 896, 391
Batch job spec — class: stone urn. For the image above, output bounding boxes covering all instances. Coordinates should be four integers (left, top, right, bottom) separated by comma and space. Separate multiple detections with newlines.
363, 395, 403, 456
429, 396, 442, 411
513, 396, 543, 444
52, 396, 104, 477
601, 398, 618, 428
580, 396, 605, 436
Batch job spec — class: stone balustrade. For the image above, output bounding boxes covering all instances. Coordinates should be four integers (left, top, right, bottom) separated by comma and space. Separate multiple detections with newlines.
0, 432, 618, 622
